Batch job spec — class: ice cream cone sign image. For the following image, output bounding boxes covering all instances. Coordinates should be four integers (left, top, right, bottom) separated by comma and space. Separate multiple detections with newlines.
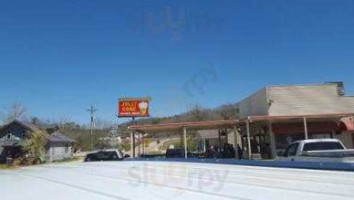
138, 101, 148, 115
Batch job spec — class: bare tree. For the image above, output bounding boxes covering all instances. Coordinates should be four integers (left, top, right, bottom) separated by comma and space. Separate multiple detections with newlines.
187, 104, 209, 121
1, 102, 27, 124
217, 103, 239, 120
95, 118, 114, 130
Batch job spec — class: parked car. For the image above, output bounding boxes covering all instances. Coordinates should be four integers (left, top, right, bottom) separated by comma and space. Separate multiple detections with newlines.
166, 149, 185, 158
277, 139, 354, 163
165, 149, 199, 158
84, 149, 129, 162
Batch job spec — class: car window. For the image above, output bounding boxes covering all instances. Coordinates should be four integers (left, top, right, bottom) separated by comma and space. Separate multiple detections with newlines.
303, 142, 344, 151
284, 143, 299, 157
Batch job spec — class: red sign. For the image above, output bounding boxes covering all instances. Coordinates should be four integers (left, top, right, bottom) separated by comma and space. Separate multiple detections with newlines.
118, 98, 150, 117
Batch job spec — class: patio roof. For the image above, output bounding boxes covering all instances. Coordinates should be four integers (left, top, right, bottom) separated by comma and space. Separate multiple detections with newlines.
128, 119, 239, 133
128, 113, 354, 133
241, 113, 354, 123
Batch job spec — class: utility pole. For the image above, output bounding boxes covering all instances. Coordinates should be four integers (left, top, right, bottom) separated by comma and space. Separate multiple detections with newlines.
87, 105, 97, 151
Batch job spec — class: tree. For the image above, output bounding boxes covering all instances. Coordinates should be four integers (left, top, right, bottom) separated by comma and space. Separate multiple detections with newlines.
1, 102, 27, 124
216, 103, 239, 120
187, 104, 209, 121
23, 130, 48, 162
143, 137, 151, 148
95, 118, 114, 130
118, 142, 131, 152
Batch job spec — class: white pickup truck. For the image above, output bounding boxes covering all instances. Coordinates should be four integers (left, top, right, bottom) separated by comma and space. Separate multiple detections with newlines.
277, 139, 354, 163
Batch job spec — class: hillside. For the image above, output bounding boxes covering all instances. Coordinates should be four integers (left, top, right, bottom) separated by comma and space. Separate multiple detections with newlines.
122, 103, 239, 126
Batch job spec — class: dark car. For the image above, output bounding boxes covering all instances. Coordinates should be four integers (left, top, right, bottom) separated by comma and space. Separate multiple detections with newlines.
166, 149, 186, 158
84, 149, 129, 162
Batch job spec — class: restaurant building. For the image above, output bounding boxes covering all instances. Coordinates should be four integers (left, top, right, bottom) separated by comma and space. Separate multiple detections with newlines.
129, 82, 354, 160
235, 82, 354, 158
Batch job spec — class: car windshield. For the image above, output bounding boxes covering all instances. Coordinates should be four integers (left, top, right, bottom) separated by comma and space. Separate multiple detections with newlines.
283, 143, 299, 157
303, 142, 345, 151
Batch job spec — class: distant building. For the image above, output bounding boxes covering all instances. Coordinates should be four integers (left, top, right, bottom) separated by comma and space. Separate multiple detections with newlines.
197, 129, 229, 150
0, 120, 75, 163
236, 82, 354, 158
46, 131, 76, 162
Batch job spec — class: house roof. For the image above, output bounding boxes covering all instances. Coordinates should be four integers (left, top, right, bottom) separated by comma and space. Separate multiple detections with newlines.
19, 121, 41, 131
48, 132, 75, 143
0, 120, 39, 138
0, 120, 75, 145
0, 120, 39, 132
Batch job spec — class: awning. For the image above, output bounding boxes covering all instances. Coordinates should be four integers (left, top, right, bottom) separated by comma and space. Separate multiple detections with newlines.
243, 113, 354, 122
128, 119, 239, 133
340, 117, 354, 132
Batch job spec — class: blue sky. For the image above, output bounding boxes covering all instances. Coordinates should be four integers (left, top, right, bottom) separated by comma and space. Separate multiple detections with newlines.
0, 0, 353, 124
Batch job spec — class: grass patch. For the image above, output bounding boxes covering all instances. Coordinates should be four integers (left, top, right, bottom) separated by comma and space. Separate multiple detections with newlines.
0, 156, 82, 169
0, 164, 16, 170
159, 138, 182, 151
158, 137, 199, 152
51, 156, 82, 164
0, 164, 8, 169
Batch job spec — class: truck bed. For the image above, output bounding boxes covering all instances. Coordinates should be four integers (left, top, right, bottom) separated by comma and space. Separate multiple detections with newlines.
303, 149, 354, 158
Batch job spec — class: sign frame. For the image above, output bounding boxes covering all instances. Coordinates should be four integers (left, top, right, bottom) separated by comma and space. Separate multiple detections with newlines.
117, 97, 151, 118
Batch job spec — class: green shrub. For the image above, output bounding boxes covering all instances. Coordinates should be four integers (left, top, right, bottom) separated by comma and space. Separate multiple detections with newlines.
23, 130, 47, 162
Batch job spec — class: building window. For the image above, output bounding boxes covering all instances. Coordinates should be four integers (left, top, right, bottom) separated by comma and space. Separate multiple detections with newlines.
65, 145, 69, 153
7, 133, 12, 140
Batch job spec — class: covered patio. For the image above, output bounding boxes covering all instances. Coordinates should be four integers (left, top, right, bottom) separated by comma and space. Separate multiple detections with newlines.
238, 113, 354, 159
128, 120, 239, 158
128, 113, 354, 160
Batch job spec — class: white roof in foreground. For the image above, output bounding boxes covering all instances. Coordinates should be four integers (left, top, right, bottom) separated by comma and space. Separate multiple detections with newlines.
1, 161, 354, 200
294, 138, 343, 143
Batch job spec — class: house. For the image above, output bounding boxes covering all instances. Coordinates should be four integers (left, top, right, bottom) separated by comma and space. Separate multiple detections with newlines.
0, 120, 75, 163
46, 131, 76, 162
235, 82, 354, 158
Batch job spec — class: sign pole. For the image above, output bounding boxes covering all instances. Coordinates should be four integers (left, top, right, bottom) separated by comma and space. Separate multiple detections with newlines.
183, 126, 187, 158
132, 116, 136, 158
142, 134, 145, 155
118, 97, 151, 158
